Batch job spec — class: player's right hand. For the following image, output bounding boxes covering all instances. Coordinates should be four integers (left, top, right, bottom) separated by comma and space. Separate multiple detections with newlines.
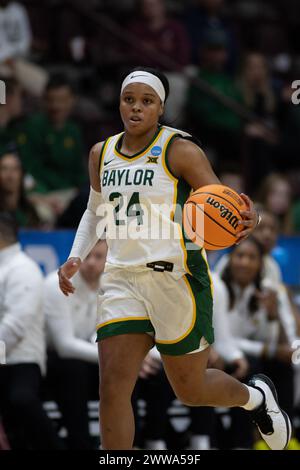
58, 257, 81, 296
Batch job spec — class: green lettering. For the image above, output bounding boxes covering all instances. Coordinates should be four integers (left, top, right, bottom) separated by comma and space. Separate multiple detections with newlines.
127, 192, 144, 225
108, 170, 116, 186
143, 169, 154, 186
133, 169, 143, 185
125, 169, 132, 186
117, 169, 126, 185
102, 170, 108, 187
109, 192, 125, 225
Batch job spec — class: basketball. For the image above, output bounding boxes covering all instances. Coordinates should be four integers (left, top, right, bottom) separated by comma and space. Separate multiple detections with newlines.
183, 184, 248, 250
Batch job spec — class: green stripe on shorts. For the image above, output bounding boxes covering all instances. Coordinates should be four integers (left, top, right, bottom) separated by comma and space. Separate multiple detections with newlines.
96, 319, 154, 342
156, 274, 214, 356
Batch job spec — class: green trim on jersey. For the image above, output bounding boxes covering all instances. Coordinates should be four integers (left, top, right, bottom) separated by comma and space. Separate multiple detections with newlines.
156, 276, 214, 355
96, 319, 154, 342
164, 133, 182, 178
115, 126, 163, 159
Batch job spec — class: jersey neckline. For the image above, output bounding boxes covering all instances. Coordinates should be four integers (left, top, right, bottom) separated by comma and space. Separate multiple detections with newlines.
114, 126, 163, 160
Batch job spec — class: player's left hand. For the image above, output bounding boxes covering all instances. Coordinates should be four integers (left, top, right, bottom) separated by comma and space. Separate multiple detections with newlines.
236, 193, 258, 243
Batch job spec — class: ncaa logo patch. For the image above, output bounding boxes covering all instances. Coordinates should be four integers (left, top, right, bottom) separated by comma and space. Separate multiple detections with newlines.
151, 146, 162, 156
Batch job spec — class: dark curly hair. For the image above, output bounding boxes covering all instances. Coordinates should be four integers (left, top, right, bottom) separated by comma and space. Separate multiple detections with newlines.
221, 237, 265, 314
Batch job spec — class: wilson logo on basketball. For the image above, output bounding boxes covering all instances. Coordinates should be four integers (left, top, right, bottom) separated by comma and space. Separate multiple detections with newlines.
206, 197, 239, 229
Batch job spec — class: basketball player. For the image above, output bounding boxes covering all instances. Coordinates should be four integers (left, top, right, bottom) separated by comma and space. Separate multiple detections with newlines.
58, 68, 291, 450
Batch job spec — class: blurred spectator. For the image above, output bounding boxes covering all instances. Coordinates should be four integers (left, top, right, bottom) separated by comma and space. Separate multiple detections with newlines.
18, 73, 87, 225
292, 199, 300, 234
53, 5, 87, 64
221, 237, 295, 448
0, 0, 31, 63
277, 98, 300, 174
0, 0, 47, 96
184, 0, 237, 70
211, 272, 249, 379
0, 212, 62, 449
239, 53, 277, 118
0, 76, 23, 155
44, 241, 107, 449
0, 149, 40, 228
215, 208, 283, 284
56, 185, 89, 229
219, 163, 245, 194
251, 207, 283, 283
215, 209, 297, 347
126, 0, 191, 124
239, 52, 279, 190
185, 27, 243, 165
256, 173, 293, 234
127, 0, 190, 70
251, 207, 300, 348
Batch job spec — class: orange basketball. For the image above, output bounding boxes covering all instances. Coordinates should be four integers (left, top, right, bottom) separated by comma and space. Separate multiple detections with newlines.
183, 184, 247, 250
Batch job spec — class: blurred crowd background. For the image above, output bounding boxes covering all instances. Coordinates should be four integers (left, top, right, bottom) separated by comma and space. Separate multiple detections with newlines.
1, 0, 300, 451
1, 0, 300, 230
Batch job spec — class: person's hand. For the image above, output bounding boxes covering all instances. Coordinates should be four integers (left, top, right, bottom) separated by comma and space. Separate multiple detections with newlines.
244, 122, 278, 144
236, 193, 258, 243
58, 257, 81, 296
45, 195, 65, 215
256, 288, 279, 321
139, 351, 162, 379
231, 357, 249, 380
245, 122, 266, 139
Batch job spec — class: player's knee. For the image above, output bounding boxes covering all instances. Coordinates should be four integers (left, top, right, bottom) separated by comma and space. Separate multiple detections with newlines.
99, 372, 132, 404
99, 378, 119, 403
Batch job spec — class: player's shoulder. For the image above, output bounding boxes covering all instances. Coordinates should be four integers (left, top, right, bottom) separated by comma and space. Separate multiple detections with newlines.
162, 126, 204, 155
171, 136, 201, 151
89, 131, 122, 160
169, 135, 207, 163
89, 141, 106, 169
90, 141, 105, 157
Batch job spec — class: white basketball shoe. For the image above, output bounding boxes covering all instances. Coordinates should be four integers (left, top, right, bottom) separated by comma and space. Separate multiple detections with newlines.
247, 374, 292, 450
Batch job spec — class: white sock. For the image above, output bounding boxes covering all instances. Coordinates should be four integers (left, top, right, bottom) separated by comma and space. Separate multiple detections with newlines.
241, 385, 264, 410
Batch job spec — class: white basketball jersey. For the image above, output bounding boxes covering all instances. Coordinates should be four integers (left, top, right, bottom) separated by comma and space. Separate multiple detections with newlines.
99, 125, 209, 283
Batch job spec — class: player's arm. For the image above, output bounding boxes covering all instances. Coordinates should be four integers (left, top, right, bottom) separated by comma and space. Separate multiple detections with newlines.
168, 138, 258, 241
168, 138, 220, 188
58, 142, 104, 296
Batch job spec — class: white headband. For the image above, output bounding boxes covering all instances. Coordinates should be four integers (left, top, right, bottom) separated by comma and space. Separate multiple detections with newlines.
121, 71, 166, 103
